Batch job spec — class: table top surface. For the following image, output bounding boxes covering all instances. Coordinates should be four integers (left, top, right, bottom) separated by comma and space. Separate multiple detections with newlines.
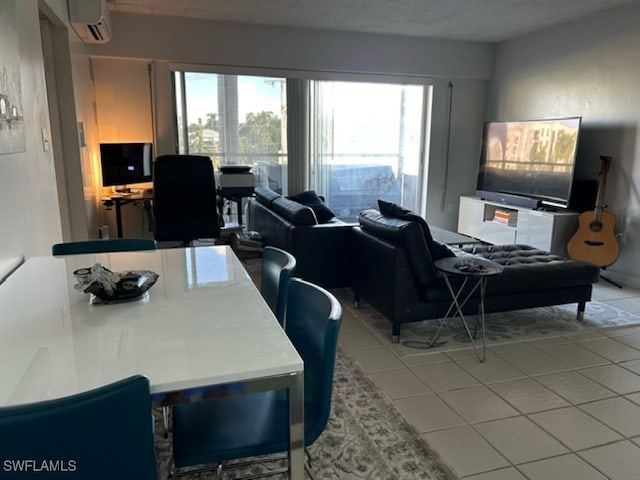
435, 256, 504, 276
0, 246, 302, 407
430, 226, 479, 246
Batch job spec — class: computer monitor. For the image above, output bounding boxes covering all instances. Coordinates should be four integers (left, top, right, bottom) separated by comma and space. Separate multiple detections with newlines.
100, 142, 153, 188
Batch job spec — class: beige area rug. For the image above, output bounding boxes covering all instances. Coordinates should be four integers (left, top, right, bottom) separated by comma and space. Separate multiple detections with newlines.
336, 289, 640, 357
154, 347, 457, 480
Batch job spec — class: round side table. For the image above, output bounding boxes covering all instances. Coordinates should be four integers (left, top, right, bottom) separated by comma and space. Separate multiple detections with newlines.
431, 256, 504, 362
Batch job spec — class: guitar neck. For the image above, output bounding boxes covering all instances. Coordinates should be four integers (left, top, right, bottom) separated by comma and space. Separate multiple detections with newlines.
592, 156, 612, 221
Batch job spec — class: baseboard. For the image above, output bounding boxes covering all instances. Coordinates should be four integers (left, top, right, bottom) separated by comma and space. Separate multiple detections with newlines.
598, 268, 640, 289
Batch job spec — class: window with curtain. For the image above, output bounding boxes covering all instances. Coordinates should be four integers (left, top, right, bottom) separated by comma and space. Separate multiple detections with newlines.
173, 71, 430, 220
309, 81, 426, 222
174, 72, 288, 193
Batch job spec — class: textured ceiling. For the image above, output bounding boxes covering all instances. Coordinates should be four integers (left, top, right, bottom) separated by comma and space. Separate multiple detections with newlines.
107, 0, 639, 42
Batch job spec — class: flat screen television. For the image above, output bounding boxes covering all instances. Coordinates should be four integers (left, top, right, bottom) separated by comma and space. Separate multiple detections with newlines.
100, 142, 153, 188
476, 117, 581, 209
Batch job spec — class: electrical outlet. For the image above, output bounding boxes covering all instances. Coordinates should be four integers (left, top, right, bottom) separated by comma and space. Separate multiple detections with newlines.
41, 128, 50, 151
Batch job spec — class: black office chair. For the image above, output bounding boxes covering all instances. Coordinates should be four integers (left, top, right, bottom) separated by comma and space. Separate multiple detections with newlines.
152, 155, 221, 244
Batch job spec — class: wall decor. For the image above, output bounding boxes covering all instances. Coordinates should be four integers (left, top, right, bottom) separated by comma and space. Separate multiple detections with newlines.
0, 0, 25, 155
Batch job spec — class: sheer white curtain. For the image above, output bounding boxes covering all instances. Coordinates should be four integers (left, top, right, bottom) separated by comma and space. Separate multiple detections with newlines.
309, 81, 334, 200
307, 80, 427, 221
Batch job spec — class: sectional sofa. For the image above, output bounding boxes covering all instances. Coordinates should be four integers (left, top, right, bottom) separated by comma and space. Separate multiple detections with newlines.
351, 209, 601, 341
247, 186, 353, 289
247, 190, 601, 342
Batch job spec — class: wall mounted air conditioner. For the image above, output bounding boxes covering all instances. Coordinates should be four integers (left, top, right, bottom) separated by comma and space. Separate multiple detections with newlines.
68, 0, 112, 44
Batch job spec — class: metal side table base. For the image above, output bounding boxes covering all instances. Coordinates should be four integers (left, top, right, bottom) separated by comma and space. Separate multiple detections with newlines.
430, 257, 504, 362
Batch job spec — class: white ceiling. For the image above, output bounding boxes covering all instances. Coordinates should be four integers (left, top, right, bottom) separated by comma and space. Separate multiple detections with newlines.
107, 0, 639, 42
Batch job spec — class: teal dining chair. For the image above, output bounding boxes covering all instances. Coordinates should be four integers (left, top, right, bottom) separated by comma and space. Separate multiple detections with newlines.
260, 246, 296, 326
52, 238, 156, 255
171, 277, 343, 478
0, 375, 158, 480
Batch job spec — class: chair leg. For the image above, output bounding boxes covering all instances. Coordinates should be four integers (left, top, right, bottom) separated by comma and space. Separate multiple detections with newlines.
304, 448, 315, 480
174, 451, 315, 480
162, 406, 170, 438
353, 292, 360, 309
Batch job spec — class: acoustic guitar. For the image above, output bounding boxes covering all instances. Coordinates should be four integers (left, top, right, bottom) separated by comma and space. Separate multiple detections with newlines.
567, 155, 619, 267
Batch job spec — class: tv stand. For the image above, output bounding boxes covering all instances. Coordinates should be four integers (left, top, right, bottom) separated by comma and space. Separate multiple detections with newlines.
458, 196, 579, 255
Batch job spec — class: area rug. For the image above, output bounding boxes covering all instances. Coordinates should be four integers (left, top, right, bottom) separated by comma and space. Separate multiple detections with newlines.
153, 347, 457, 480
339, 291, 640, 357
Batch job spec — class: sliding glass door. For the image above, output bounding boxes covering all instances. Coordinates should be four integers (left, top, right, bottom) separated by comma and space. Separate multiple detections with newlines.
309, 81, 426, 221
173, 71, 430, 220
174, 72, 288, 193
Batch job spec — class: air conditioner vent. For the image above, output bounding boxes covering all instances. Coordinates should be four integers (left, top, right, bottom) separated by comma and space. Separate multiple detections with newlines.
68, 0, 112, 44
87, 22, 109, 42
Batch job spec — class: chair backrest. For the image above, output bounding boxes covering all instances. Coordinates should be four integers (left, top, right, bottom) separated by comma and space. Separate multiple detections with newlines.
260, 246, 296, 325
0, 375, 158, 480
285, 278, 342, 445
153, 155, 220, 242
52, 238, 156, 256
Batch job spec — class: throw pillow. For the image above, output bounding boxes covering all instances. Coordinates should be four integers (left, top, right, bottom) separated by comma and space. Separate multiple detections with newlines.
288, 190, 336, 224
377, 199, 455, 260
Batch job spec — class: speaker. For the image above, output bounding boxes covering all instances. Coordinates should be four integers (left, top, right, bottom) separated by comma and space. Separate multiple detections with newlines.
476, 190, 541, 209
569, 180, 598, 212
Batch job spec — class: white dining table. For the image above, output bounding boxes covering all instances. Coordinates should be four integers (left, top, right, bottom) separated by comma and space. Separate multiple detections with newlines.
0, 245, 304, 479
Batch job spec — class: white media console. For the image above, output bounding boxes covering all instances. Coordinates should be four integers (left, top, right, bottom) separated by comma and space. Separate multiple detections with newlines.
457, 196, 579, 255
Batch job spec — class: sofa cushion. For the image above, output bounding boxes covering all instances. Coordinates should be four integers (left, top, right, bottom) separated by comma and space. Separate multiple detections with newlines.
288, 190, 336, 224
458, 244, 601, 294
254, 186, 281, 208
359, 209, 438, 290
272, 197, 318, 226
378, 200, 455, 260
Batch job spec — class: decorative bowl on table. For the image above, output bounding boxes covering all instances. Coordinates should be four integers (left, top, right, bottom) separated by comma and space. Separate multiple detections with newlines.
73, 263, 159, 303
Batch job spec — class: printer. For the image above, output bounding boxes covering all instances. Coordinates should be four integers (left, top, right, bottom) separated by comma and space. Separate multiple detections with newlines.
216, 166, 255, 196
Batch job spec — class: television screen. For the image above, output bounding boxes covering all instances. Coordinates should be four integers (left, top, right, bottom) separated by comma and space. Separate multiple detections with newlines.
476, 117, 581, 208
100, 143, 153, 187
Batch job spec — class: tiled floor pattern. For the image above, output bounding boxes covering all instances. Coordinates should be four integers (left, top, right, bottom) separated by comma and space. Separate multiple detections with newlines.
337, 281, 640, 479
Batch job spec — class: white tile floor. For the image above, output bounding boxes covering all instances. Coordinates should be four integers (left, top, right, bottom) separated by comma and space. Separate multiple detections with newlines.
337, 281, 640, 479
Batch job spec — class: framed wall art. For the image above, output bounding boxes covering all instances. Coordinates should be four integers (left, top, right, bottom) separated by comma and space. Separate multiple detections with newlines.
0, 0, 26, 155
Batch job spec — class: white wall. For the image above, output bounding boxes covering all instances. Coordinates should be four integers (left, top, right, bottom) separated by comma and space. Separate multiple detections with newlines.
0, 0, 105, 279
489, 2, 640, 287
85, 12, 494, 231
0, 0, 62, 275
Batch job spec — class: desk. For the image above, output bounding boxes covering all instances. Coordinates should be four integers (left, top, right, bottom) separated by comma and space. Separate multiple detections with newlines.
104, 188, 254, 238
0, 246, 304, 479
218, 186, 254, 226
102, 192, 153, 239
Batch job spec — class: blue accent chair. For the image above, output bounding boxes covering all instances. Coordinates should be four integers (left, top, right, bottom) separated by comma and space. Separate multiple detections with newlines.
171, 278, 343, 478
52, 238, 156, 255
261, 246, 296, 325
0, 375, 158, 480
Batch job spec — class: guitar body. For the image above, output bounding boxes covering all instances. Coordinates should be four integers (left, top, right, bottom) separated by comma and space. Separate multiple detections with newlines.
567, 155, 619, 268
567, 210, 619, 267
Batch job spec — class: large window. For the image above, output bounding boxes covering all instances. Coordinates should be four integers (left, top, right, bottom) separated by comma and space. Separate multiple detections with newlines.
310, 81, 425, 221
174, 71, 430, 221
174, 72, 288, 193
